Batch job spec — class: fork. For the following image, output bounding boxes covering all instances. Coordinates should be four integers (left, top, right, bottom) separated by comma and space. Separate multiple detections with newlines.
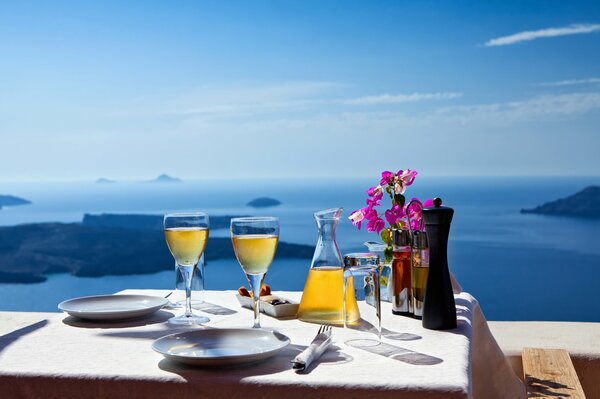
318, 324, 332, 336
292, 324, 333, 371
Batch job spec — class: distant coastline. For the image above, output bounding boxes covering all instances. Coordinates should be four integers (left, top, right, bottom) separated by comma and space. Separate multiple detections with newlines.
0, 213, 312, 284
521, 186, 600, 218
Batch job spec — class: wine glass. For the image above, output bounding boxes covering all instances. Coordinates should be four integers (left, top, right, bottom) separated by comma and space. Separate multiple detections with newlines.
164, 212, 210, 325
230, 217, 279, 328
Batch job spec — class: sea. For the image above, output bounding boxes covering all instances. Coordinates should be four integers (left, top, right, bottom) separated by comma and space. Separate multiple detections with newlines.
1, 177, 599, 322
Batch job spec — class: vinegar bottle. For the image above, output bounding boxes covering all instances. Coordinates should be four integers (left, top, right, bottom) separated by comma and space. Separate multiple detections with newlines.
392, 228, 413, 316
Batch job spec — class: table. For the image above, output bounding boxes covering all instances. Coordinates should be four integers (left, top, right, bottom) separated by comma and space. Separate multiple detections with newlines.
0, 290, 524, 399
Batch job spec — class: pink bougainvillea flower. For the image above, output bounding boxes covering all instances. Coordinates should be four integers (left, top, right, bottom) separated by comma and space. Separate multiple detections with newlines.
348, 209, 365, 229
366, 190, 383, 206
380, 171, 394, 185
366, 217, 385, 233
397, 169, 418, 186
423, 198, 435, 208
410, 218, 422, 231
362, 206, 378, 221
385, 204, 406, 226
366, 185, 382, 197
406, 198, 422, 218
394, 181, 406, 195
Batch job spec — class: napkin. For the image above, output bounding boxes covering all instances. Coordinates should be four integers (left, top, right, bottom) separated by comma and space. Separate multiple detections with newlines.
291, 328, 332, 372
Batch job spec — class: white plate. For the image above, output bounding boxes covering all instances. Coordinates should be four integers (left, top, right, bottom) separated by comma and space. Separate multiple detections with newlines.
152, 328, 291, 366
58, 294, 168, 321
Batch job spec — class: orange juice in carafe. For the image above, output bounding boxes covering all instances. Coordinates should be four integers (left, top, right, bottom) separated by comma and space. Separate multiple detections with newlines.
297, 208, 359, 325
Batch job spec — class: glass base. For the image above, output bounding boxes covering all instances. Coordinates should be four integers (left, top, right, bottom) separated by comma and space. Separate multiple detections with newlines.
345, 338, 381, 348
168, 313, 209, 326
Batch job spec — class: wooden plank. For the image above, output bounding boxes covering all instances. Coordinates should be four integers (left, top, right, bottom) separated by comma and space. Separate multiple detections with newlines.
522, 347, 586, 399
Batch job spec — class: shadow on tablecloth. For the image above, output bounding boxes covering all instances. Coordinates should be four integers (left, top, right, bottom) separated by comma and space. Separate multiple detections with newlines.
0, 319, 48, 355
61, 310, 175, 329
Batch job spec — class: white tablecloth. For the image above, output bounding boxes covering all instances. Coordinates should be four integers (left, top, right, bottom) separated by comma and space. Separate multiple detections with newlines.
0, 290, 523, 399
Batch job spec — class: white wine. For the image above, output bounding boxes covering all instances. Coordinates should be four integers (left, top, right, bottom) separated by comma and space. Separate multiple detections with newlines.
164, 227, 208, 266
231, 234, 278, 274
297, 267, 360, 324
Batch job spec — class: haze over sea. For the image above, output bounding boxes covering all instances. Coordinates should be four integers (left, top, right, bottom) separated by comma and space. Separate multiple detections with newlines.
1, 176, 599, 322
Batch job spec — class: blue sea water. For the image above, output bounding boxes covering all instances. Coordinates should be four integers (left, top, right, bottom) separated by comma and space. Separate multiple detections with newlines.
0, 177, 599, 321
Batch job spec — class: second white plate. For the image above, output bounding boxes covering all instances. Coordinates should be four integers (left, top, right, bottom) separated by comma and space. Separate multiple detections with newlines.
58, 294, 168, 321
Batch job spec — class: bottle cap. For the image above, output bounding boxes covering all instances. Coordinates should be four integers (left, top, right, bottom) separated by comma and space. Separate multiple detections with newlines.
412, 230, 429, 249
343, 253, 380, 267
392, 228, 411, 247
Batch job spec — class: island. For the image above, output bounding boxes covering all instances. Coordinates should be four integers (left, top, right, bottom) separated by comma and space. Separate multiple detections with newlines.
0, 214, 313, 283
0, 195, 31, 210
247, 197, 281, 208
148, 174, 181, 183
521, 186, 600, 218
96, 178, 115, 184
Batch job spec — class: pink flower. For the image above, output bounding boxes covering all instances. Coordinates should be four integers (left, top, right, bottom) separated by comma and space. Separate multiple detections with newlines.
366, 190, 383, 206
423, 198, 435, 208
380, 171, 394, 185
410, 218, 422, 231
397, 169, 418, 186
349, 209, 365, 229
362, 206, 378, 221
366, 217, 385, 233
366, 185, 382, 197
393, 181, 406, 195
405, 198, 425, 230
384, 204, 406, 225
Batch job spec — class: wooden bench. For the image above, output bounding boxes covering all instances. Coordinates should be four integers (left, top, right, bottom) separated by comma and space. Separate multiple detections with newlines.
522, 348, 586, 398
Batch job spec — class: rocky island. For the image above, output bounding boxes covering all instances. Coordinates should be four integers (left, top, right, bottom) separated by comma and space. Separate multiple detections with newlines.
521, 186, 600, 218
0, 214, 312, 283
149, 174, 181, 183
247, 197, 281, 208
0, 195, 31, 210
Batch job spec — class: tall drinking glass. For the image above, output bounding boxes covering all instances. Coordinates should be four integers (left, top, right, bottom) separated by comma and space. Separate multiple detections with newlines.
164, 212, 210, 326
231, 217, 279, 328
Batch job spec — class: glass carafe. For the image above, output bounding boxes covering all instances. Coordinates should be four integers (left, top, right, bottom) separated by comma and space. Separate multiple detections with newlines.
298, 208, 359, 324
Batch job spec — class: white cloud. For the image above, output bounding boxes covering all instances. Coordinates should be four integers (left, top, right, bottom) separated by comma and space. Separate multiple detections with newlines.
538, 77, 600, 87
340, 92, 463, 105
485, 23, 600, 47
434, 91, 600, 125
167, 82, 463, 118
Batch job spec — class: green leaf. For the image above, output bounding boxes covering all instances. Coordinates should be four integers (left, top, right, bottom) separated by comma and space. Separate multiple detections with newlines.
394, 194, 406, 208
380, 228, 391, 245
384, 246, 393, 263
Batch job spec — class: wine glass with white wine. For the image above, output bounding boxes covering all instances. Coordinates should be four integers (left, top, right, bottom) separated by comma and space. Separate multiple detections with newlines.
231, 217, 279, 328
164, 212, 210, 326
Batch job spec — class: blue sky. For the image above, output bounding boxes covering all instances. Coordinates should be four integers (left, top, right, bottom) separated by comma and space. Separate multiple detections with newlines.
1, 0, 599, 181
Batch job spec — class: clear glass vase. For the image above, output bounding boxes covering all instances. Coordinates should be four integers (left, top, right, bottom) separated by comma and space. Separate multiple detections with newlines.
364, 241, 393, 302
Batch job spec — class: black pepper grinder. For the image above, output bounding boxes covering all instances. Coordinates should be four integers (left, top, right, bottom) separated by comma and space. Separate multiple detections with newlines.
422, 197, 457, 330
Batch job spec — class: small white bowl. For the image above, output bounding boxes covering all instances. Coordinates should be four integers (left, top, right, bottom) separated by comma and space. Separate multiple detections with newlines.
236, 294, 299, 318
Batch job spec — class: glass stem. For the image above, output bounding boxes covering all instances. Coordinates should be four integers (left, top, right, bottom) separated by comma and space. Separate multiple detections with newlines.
248, 273, 265, 328
179, 264, 194, 318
